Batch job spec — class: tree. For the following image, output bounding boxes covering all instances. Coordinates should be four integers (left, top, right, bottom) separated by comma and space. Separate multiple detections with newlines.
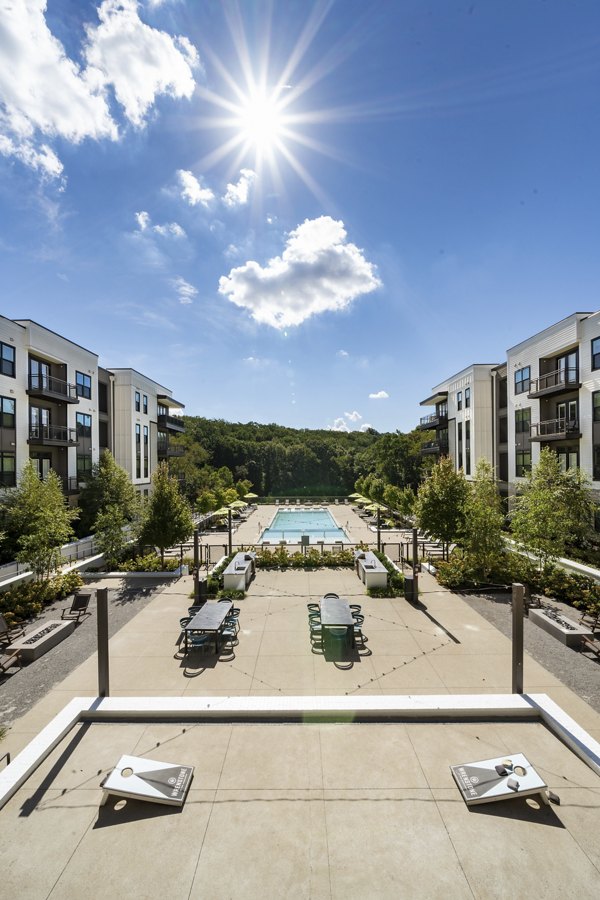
139, 462, 194, 565
510, 447, 593, 570
461, 459, 505, 580
414, 456, 468, 558
9, 462, 79, 579
78, 450, 138, 536
196, 490, 218, 515
94, 504, 128, 569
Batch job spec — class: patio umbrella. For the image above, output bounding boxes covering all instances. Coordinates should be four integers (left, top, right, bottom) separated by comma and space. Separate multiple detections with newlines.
229, 499, 247, 508
354, 497, 369, 506
348, 492, 362, 499
365, 502, 386, 512
213, 507, 230, 516
244, 492, 259, 500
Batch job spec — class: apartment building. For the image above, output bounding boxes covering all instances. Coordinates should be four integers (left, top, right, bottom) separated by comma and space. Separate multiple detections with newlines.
418, 363, 498, 479
417, 310, 600, 499
0, 316, 185, 499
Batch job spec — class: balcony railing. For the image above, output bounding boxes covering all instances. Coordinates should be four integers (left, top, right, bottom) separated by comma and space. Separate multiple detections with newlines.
27, 374, 79, 403
420, 440, 449, 455
157, 414, 185, 432
28, 425, 78, 446
418, 413, 447, 430
530, 418, 580, 441
528, 367, 579, 398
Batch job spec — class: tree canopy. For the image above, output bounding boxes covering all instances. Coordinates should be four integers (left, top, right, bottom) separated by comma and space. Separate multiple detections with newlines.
139, 462, 194, 565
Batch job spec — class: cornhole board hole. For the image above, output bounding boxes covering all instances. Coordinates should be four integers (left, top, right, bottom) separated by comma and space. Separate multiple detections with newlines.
100, 755, 194, 808
450, 753, 548, 807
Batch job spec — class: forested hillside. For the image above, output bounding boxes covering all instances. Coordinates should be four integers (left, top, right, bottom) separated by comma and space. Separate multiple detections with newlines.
170, 417, 428, 498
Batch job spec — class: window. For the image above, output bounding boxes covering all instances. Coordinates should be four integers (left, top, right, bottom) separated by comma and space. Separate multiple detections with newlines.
557, 448, 579, 472
592, 338, 600, 371
0, 342, 15, 377
143, 424, 149, 478
158, 403, 167, 418
135, 423, 141, 478
594, 447, 600, 482
135, 391, 141, 412
515, 366, 530, 394
0, 451, 16, 487
76, 412, 91, 439
457, 390, 462, 411
593, 392, 600, 423
437, 401, 448, 419
143, 394, 148, 415
465, 420, 471, 476
76, 371, 91, 399
465, 387, 471, 408
457, 422, 463, 469
0, 396, 15, 429
515, 450, 531, 477
76, 454, 93, 480
515, 408, 531, 433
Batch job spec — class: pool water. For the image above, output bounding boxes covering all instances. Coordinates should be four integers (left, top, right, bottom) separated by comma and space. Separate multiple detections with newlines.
259, 508, 350, 544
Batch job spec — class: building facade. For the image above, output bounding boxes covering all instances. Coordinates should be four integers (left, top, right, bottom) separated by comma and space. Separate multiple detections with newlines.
0, 316, 185, 499
417, 310, 600, 500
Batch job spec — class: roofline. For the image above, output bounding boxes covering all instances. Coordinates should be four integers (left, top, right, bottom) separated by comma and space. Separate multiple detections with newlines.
506, 311, 597, 354
12, 319, 98, 358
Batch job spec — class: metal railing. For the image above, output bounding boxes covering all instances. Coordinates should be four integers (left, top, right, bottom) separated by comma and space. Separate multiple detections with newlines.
28, 373, 78, 401
157, 414, 184, 431
528, 366, 578, 395
28, 424, 78, 444
530, 418, 579, 439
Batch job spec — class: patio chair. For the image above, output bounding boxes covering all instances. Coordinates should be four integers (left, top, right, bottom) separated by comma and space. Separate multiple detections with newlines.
61, 592, 92, 622
307, 603, 320, 613
187, 633, 214, 656
0, 614, 25, 645
349, 604, 362, 613
0, 649, 22, 676
323, 593, 339, 600
580, 634, 600, 658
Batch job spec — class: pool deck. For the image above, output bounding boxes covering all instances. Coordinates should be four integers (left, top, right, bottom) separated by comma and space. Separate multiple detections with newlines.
1, 509, 600, 898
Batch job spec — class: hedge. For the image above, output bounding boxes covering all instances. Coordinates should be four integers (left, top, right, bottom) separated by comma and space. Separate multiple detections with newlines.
0, 571, 84, 625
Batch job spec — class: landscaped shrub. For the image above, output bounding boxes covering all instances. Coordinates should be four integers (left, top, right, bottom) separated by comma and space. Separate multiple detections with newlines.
254, 545, 355, 570
0, 571, 84, 625
117, 553, 180, 572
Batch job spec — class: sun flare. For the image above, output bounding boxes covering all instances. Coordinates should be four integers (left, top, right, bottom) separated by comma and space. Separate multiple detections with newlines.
237, 90, 284, 153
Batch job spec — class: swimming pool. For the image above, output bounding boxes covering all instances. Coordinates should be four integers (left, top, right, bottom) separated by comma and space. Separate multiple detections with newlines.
259, 508, 351, 544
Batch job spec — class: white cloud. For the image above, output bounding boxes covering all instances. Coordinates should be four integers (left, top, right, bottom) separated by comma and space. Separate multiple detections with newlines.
344, 410, 362, 422
171, 275, 197, 303
222, 168, 256, 208
218, 216, 381, 329
177, 169, 214, 207
330, 417, 350, 432
337, 349, 349, 358
359, 423, 373, 432
0, 0, 199, 177
369, 390, 389, 399
135, 210, 185, 238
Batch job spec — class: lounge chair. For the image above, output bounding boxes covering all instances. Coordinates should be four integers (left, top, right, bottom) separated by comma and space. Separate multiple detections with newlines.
581, 634, 600, 658
61, 592, 92, 622
0, 649, 22, 675
0, 614, 25, 645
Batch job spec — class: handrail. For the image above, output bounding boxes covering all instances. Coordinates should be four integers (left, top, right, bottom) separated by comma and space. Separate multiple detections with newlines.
529, 366, 578, 394
28, 373, 78, 401
530, 417, 579, 438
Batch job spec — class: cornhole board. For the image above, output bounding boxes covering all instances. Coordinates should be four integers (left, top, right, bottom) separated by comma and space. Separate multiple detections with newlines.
100, 754, 194, 807
450, 752, 548, 807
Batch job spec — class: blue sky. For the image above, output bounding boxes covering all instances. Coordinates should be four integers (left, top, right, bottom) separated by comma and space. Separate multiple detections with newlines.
2, 1, 600, 433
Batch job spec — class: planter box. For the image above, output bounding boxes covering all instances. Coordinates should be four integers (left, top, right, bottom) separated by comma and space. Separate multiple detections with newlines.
529, 608, 594, 648
8, 619, 75, 662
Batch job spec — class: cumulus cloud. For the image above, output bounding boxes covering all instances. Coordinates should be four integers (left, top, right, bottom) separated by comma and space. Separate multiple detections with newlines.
0, 0, 199, 177
330, 417, 350, 432
177, 169, 214, 207
222, 168, 256, 208
359, 423, 373, 432
369, 390, 389, 400
337, 349, 349, 358
171, 275, 197, 303
345, 410, 362, 422
218, 216, 381, 329
135, 210, 185, 238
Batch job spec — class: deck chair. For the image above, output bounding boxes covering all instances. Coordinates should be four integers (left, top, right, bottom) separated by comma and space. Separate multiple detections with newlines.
61, 592, 92, 622
0, 649, 22, 675
581, 634, 600, 658
0, 614, 25, 645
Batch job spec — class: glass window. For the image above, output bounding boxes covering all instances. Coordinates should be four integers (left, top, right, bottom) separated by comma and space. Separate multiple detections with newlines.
515, 408, 531, 433
76, 454, 93, 479
0, 451, 16, 486
515, 450, 531, 477
457, 390, 462, 411
76, 371, 91, 399
143, 394, 148, 415
0, 341, 15, 377
515, 366, 531, 394
143, 424, 149, 478
0, 396, 15, 429
464, 387, 471, 408
457, 421, 463, 470
135, 423, 141, 478
593, 392, 600, 423
592, 338, 600, 371
465, 420, 471, 475
76, 412, 91, 438
135, 391, 141, 412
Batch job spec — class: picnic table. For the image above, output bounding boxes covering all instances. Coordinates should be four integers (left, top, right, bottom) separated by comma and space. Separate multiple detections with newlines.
184, 601, 232, 653
320, 596, 355, 653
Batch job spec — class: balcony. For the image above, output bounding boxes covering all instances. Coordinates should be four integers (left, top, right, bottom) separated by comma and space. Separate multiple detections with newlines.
420, 440, 449, 456
530, 418, 581, 442
157, 414, 184, 433
28, 425, 78, 446
27, 374, 79, 403
418, 413, 447, 431
528, 367, 580, 399
157, 441, 185, 458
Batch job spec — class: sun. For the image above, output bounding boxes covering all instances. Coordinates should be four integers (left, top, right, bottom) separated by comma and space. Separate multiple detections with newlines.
236, 90, 285, 155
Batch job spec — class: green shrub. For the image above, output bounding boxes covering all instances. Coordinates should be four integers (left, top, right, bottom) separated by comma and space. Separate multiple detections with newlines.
218, 588, 245, 600
0, 571, 84, 625
117, 553, 180, 572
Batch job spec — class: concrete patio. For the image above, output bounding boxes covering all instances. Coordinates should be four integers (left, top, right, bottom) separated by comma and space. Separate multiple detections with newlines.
1, 553, 600, 897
